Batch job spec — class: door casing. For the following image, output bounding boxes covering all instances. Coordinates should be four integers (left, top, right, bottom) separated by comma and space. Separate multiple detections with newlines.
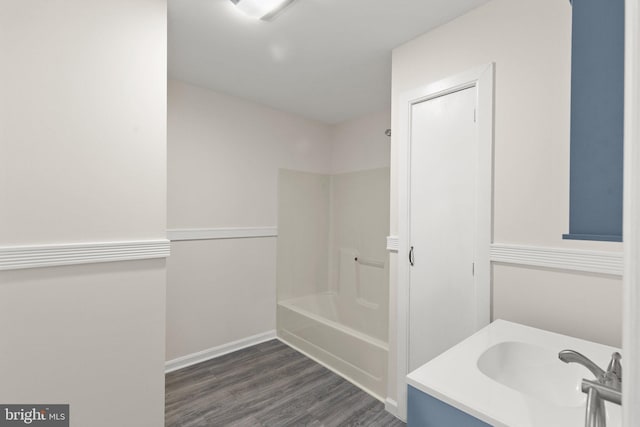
394, 63, 494, 420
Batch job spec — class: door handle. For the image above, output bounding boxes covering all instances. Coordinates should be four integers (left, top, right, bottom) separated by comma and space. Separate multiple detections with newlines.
409, 246, 415, 266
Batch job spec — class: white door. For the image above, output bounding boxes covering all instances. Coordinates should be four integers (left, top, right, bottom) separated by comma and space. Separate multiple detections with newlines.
408, 86, 478, 372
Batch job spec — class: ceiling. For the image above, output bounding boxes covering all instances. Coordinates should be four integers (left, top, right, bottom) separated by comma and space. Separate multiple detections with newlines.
168, 0, 489, 124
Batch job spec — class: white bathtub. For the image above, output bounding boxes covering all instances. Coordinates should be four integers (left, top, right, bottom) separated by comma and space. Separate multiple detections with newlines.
277, 292, 388, 400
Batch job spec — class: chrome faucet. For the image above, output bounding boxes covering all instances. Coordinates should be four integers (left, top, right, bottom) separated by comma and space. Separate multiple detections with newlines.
603, 352, 622, 390
558, 350, 622, 427
558, 350, 607, 381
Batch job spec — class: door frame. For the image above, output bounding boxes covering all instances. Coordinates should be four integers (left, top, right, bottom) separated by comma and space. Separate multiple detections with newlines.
395, 63, 494, 420
623, 0, 640, 425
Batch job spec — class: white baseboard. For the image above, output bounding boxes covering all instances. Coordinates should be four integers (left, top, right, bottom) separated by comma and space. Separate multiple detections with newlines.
385, 398, 399, 418
165, 330, 277, 373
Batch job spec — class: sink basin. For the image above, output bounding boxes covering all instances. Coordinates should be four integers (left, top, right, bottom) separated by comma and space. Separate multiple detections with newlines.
477, 341, 587, 407
407, 321, 622, 426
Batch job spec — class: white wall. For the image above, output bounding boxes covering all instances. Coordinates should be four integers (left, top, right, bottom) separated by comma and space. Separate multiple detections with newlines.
167, 239, 277, 360
388, 0, 623, 404
0, 261, 167, 426
0, 1, 167, 426
330, 109, 391, 174
0, 0, 167, 245
166, 80, 332, 361
168, 80, 332, 229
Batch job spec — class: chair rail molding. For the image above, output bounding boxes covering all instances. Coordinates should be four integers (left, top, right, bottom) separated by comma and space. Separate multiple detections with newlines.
490, 243, 623, 276
0, 239, 171, 271
167, 227, 278, 241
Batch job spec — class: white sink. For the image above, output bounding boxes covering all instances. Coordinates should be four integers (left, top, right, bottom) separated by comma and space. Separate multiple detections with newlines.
477, 341, 586, 407
406, 320, 622, 427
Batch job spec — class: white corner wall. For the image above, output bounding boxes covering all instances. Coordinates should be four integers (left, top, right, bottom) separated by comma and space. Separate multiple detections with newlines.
166, 78, 391, 366
0, 1, 167, 426
168, 80, 333, 229
166, 80, 332, 362
330, 109, 391, 174
388, 0, 623, 404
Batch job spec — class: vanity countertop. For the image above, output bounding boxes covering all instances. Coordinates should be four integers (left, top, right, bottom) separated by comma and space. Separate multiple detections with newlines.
406, 319, 621, 427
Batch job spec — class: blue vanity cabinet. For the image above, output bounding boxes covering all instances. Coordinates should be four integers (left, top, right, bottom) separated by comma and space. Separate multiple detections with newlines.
407, 386, 491, 427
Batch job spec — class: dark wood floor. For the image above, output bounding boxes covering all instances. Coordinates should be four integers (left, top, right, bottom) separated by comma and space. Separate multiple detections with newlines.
166, 339, 406, 427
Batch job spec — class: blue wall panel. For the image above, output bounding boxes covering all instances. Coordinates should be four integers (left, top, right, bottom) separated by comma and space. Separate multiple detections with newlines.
407, 386, 492, 427
564, 0, 624, 242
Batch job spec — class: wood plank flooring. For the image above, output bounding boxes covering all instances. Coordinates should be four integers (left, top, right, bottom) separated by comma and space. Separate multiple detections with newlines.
165, 339, 406, 427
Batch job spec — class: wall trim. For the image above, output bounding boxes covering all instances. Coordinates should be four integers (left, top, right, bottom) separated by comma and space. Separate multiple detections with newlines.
490, 243, 623, 276
165, 330, 277, 374
385, 398, 399, 418
386, 236, 399, 252
623, 0, 640, 424
0, 239, 170, 271
167, 227, 278, 241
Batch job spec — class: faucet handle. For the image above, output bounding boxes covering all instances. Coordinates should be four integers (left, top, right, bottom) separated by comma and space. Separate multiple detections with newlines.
605, 352, 622, 388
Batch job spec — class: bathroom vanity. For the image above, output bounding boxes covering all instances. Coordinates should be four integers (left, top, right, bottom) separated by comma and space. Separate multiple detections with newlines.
406, 320, 622, 427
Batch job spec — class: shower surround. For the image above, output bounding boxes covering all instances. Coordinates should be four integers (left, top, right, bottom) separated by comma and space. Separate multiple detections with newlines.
276, 167, 390, 399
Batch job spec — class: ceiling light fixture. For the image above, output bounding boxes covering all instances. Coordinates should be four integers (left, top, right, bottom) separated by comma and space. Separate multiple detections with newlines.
229, 0, 297, 21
